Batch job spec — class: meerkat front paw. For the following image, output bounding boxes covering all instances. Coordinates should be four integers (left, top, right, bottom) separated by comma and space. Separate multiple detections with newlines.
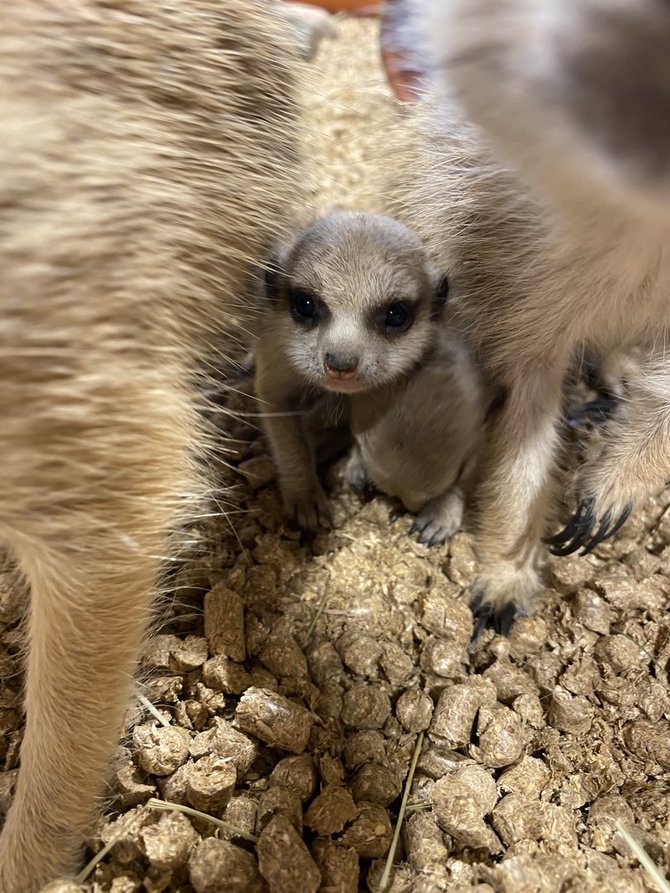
545, 493, 632, 557
283, 483, 332, 532
545, 435, 637, 556
410, 488, 464, 547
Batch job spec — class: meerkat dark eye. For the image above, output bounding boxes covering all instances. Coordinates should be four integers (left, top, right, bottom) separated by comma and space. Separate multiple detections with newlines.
289, 288, 318, 323
384, 301, 413, 331
294, 293, 315, 318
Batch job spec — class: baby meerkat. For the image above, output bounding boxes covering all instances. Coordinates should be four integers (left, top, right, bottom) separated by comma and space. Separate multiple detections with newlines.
255, 210, 487, 544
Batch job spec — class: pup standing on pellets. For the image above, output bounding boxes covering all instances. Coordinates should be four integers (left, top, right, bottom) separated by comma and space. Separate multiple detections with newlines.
255, 211, 486, 545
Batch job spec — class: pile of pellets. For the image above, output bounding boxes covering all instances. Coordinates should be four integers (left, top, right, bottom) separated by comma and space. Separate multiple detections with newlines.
7, 371, 668, 892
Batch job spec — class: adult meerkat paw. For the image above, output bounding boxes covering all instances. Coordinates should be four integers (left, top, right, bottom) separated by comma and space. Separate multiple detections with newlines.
547, 412, 642, 555
283, 484, 332, 532
470, 591, 519, 647
467, 563, 541, 650
410, 489, 464, 547
545, 494, 632, 557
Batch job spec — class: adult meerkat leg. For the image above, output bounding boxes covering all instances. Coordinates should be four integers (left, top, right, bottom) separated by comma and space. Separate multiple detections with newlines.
0, 381, 199, 892
256, 349, 331, 530
470, 362, 567, 638
1, 546, 158, 890
548, 351, 670, 555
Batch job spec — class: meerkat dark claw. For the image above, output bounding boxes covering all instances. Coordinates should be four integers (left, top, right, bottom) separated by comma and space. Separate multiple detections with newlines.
421, 524, 449, 547
547, 497, 632, 557
410, 518, 447, 547
580, 502, 632, 555
578, 511, 612, 555
579, 396, 618, 424
549, 534, 589, 557
410, 516, 429, 536
468, 584, 523, 651
468, 589, 498, 649
606, 503, 633, 538
426, 526, 449, 547
566, 396, 616, 428
494, 602, 518, 636
543, 498, 587, 547
469, 604, 494, 653
545, 496, 596, 555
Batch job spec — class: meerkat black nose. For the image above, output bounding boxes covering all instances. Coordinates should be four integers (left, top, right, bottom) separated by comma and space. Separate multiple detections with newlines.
324, 352, 359, 378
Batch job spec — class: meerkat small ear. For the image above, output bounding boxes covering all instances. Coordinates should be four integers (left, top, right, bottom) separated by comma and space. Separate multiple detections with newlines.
434, 274, 449, 306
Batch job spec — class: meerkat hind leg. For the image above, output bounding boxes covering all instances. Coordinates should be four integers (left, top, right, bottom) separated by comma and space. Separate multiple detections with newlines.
0, 540, 158, 891
0, 361, 197, 892
467, 365, 566, 643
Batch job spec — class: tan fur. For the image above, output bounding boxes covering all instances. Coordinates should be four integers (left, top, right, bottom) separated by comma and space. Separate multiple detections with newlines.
255, 210, 486, 542
0, 2, 301, 889
387, 0, 670, 620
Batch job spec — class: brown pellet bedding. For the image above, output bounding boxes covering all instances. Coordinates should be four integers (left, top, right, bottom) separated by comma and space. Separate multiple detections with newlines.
3, 15, 670, 893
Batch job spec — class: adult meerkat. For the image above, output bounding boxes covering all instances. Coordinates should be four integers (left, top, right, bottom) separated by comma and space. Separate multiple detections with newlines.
255, 210, 487, 544
389, 0, 670, 635
0, 2, 301, 890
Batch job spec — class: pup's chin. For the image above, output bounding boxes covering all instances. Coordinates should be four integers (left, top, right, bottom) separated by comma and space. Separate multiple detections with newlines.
321, 377, 371, 395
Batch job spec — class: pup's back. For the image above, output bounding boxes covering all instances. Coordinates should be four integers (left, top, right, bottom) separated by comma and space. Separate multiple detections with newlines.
0, 3, 300, 889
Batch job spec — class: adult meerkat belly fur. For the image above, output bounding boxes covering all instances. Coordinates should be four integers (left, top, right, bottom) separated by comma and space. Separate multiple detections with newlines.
255, 210, 487, 544
0, 3, 301, 890
388, 0, 670, 636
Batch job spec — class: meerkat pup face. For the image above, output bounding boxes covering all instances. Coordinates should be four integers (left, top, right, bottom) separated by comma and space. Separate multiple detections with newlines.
265, 211, 447, 394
